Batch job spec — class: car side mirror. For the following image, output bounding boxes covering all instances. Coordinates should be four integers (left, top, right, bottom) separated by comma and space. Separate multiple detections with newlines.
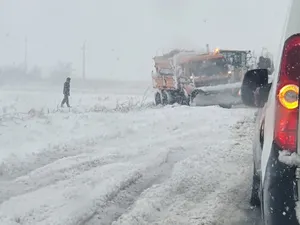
241, 69, 270, 107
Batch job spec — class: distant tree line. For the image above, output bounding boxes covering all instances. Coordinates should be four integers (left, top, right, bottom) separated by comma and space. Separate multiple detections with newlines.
0, 61, 74, 86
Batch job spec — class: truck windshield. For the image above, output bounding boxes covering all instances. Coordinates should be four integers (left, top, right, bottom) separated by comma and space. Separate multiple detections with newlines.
190, 58, 228, 77
220, 51, 247, 67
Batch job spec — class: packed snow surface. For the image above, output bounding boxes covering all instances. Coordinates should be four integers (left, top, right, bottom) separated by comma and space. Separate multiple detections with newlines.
279, 150, 300, 166
0, 81, 259, 225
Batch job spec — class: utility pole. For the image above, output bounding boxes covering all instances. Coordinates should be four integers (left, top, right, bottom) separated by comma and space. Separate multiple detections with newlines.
206, 44, 210, 53
82, 41, 86, 79
24, 36, 28, 73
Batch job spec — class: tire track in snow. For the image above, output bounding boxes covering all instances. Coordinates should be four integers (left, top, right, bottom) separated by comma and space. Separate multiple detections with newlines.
109, 114, 260, 225
85, 116, 258, 225
211, 117, 262, 225
176, 116, 262, 225
82, 146, 195, 225
184, 116, 262, 225
0, 153, 125, 204
0, 134, 115, 179
0, 165, 144, 225
0, 138, 193, 225
80, 111, 243, 224
190, 118, 262, 225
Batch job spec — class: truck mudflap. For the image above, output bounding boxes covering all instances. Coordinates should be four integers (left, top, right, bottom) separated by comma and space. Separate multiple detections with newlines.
190, 82, 242, 107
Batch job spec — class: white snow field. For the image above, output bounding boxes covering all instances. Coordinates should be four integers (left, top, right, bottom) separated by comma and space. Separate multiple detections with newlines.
0, 81, 260, 225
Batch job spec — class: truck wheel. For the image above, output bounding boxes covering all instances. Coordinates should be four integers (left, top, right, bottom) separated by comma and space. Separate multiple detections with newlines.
179, 94, 189, 105
161, 91, 168, 105
177, 90, 190, 105
182, 96, 190, 106
155, 92, 162, 105
162, 91, 174, 105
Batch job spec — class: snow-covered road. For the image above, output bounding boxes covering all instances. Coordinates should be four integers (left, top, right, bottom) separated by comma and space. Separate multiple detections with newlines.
0, 83, 260, 225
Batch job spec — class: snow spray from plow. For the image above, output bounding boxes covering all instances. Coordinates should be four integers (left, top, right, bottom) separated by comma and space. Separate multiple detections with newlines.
190, 82, 243, 108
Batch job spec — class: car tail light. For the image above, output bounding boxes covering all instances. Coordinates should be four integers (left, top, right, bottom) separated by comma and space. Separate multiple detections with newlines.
274, 34, 300, 152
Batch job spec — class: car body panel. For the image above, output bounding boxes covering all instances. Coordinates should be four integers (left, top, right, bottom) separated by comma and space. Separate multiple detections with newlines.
249, 1, 300, 224
261, 0, 296, 185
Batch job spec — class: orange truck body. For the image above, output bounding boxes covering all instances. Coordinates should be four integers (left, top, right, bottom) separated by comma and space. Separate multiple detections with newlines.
152, 51, 229, 90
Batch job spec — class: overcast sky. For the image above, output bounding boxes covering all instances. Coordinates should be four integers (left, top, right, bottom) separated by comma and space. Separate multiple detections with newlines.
0, 0, 289, 80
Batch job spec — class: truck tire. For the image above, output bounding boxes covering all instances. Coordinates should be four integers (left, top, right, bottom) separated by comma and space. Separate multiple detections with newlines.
161, 91, 168, 105
162, 91, 174, 105
177, 94, 189, 105
176, 89, 190, 106
155, 92, 162, 105
182, 96, 190, 106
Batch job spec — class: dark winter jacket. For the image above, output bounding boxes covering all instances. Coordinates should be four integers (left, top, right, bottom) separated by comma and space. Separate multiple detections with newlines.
63, 81, 70, 96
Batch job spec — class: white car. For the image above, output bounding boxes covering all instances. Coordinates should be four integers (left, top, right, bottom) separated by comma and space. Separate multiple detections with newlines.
240, 0, 300, 224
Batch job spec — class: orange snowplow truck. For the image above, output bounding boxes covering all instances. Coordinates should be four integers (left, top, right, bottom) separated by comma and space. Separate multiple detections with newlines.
152, 48, 252, 107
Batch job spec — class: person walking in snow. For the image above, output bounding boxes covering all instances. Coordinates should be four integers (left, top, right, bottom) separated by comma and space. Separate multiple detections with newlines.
61, 77, 71, 107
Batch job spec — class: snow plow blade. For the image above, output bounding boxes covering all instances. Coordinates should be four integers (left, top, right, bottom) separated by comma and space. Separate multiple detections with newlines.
190, 82, 242, 108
